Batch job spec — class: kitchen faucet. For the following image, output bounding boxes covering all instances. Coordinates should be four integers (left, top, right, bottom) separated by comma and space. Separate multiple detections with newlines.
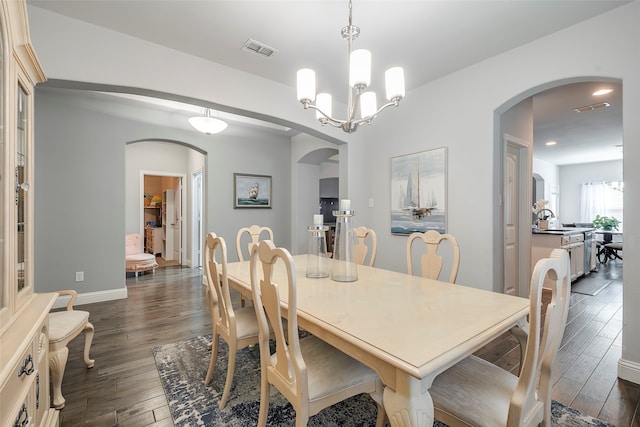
537, 208, 555, 220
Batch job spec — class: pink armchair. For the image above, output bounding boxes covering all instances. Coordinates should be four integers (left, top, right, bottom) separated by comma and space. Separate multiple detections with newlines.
125, 233, 158, 276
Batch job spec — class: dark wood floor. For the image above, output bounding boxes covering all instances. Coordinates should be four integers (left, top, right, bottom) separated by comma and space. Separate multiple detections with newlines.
55, 260, 638, 426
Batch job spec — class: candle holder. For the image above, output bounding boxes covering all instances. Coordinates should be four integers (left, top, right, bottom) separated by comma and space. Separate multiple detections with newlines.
331, 209, 358, 282
306, 224, 329, 278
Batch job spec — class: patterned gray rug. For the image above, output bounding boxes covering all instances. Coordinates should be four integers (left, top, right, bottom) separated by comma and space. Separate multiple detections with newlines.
152, 335, 615, 426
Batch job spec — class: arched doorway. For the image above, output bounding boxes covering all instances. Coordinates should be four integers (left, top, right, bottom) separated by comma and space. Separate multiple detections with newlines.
497, 77, 623, 297
126, 139, 206, 269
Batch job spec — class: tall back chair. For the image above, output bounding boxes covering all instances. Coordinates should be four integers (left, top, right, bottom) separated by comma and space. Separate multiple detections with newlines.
354, 226, 377, 267
429, 248, 571, 427
236, 225, 274, 307
406, 230, 460, 283
204, 232, 263, 409
236, 225, 274, 261
250, 240, 386, 427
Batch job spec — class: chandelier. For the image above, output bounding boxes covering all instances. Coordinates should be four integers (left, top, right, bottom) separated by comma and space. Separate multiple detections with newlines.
296, 0, 405, 133
188, 108, 228, 135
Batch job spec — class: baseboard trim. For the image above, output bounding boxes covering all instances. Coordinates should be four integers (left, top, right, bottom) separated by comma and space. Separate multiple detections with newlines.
52, 287, 128, 309
618, 358, 640, 385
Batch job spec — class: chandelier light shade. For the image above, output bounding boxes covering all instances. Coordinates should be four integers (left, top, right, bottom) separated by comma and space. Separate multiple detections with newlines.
188, 108, 228, 135
296, 0, 405, 133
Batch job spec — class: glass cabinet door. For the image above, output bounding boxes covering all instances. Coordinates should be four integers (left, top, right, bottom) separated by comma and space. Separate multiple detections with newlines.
0, 18, 4, 313
17, 85, 27, 293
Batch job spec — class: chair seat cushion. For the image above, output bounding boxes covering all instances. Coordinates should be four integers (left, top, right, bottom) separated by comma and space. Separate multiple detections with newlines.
234, 306, 262, 340
271, 335, 379, 403
49, 310, 90, 342
430, 355, 520, 427
126, 253, 158, 271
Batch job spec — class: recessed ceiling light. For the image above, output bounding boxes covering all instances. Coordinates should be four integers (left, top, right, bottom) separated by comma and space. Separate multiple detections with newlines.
545, 141, 557, 146
593, 89, 613, 96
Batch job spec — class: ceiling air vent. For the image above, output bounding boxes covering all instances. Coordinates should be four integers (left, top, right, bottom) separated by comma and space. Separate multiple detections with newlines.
242, 39, 278, 58
574, 102, 610, 113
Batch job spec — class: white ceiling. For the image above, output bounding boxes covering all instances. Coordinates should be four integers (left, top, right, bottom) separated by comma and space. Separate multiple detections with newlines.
29, 0, 627, 165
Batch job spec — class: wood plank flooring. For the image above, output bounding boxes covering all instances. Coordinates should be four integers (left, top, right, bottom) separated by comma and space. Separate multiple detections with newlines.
55, 261, 638, 426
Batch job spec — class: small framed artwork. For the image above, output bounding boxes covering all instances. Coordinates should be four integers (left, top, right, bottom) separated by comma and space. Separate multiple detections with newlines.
234, 173, 272, 208
390, 147, 447, 234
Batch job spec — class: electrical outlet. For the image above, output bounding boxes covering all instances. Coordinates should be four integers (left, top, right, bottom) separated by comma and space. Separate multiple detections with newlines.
75, 271, 84, 282
369, 198, 374, 207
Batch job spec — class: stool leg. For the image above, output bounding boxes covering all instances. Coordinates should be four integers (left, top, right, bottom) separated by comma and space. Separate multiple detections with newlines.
83, 322, 95, 368
49, 346, 69, 409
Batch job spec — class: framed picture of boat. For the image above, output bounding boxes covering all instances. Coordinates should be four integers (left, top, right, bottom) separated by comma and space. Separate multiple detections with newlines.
390, 147, 447, 234
234, 173, 272, 208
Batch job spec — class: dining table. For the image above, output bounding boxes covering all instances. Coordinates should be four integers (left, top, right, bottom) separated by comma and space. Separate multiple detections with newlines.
225, 254, 529, 427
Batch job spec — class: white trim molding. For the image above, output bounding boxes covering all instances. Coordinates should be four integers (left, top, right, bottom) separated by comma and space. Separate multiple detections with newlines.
52, 288, 128, 309
618, 358, 640, 385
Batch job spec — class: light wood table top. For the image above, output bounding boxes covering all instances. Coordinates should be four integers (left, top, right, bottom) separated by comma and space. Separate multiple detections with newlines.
226, 254, 529, 427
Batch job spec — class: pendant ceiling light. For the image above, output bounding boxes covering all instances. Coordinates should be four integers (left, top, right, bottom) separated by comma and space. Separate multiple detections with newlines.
188, 108, 228, 135
296, 0, 405, 133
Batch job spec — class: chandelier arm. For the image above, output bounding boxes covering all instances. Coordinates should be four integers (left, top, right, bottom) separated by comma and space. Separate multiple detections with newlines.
304, 103, 347, 127
364, 98, 401, 121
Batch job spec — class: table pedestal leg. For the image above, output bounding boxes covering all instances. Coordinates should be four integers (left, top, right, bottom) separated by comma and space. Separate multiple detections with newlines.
383, 373, 434, 427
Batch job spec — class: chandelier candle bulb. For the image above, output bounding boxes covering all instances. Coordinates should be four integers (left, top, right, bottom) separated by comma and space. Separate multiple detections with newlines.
360, 92, 377, 118
297, 68, 316, 102
349, 49, 371, 88
385, 67, 405, 101
316, 93, 332, 120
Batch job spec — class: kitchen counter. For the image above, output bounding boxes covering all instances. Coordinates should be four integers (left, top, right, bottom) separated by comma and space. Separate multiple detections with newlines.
533, 227, 594, 236
532, 227, 596, 282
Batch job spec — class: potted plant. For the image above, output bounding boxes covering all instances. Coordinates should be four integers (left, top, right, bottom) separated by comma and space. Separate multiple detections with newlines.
592, 215, 620, 242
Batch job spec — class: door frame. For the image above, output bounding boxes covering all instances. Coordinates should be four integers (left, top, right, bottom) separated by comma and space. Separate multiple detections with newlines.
192, 169, 203, 269
139, 171, 186, 264
503, 134, 532, 297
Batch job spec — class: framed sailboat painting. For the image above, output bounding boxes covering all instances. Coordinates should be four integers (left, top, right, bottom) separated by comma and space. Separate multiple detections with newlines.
391, 147, 447, 234
234, 173, 272, 208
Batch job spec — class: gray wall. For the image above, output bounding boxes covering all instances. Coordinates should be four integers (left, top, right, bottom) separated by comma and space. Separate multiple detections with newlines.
34, 88, 292, 299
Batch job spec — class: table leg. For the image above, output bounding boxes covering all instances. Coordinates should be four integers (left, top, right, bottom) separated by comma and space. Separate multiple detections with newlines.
383, 373, 434, 427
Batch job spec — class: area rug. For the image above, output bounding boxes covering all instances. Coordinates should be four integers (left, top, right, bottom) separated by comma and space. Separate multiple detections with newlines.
152, 335, 615, 426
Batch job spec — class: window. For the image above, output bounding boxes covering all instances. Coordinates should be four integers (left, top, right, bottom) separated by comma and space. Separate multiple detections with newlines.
580, 181, 623, 227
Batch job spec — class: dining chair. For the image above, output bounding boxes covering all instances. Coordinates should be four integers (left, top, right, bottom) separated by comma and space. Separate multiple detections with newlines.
250, 240, 386, 427
354, 225, 377, 267
406, 230, 460, 283
236, 225, 274, 307
204, 232, 267, 409
236, 225, 274, 261
429, 248, 571, 427
49, 290, 95, 409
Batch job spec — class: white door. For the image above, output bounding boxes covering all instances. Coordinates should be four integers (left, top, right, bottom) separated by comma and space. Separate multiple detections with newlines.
504, 145, 518, 295
173, 180, 182, 263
